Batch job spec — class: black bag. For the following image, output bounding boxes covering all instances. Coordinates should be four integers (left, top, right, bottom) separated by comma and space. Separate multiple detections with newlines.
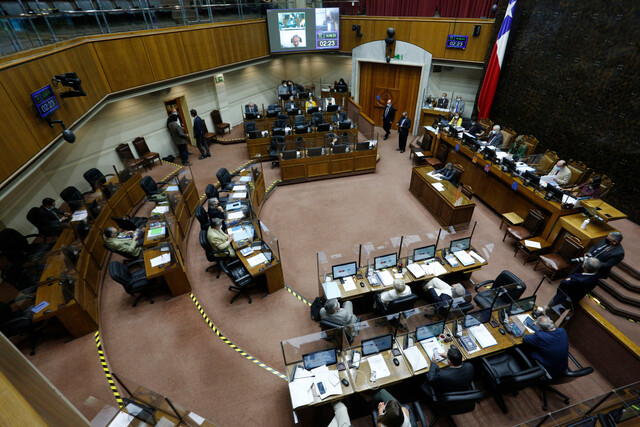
162, 155, 175, 162
310, 297, 323, 321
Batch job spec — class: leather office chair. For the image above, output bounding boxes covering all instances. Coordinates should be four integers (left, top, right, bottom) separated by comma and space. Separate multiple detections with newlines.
0, 228, 51, 265
538, 353, 594, 411
311, 111, 324, 126
132, 136, 161, 169
195, 205, 210, 231
244, 121, 257, 135
2, 263, 41, 293
296, 136, 305, 151
198, 230, 233, 279
108, 260, 155, 306
269, 138, 279, 168
376, 294, 419, 315
26, 207, 61, 238
216, 168, 237, 192
370, 401, 426, 427
210, 109, 230, 135
60, 186, 89, 212
409, 135, 429, 164
266, 104, 280, 117
521, 135, 538, 156
204, 183, 228, 207
473, 270, 526, 309
0, 302, 38, 355
425, 143, 448, 170
420, 381, 487, 427
566, 160, 589, 187
220, 259, 255, 304
83, 168, 115, 192
459, 184, 474, 200
535, 234, 583, 279
293, 114, 307, 132
480, 347, 546, 414
503, 209, 544, 243
111, 215, 147, 231
598, 174, 614, 198
116, 143, 146, 171
140, 176, 169, 200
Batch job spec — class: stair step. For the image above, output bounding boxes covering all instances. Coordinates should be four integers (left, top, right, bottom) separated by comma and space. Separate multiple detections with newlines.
617, 261, 640, 281
610, 264, 640, 293
590, 289, 640, 322
598, 280, 640, 308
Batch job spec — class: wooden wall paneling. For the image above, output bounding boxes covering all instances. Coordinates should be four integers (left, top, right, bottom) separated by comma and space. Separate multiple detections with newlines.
444, 22, 493, 62
64, 43, 111, 107
142, 33, 190, 82
0, 61, 64, 147
212, 26, 245, 66
0, 85, 44, 183
408, 21, 449, 58
239, 22, 270, 59
180, 28, 221, 72
93, 38, 154, 92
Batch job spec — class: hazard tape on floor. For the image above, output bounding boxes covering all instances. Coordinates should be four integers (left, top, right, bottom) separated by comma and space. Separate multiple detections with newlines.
94, 331, 124, 408
189, 293, 287, 381
285, 284, 312, 307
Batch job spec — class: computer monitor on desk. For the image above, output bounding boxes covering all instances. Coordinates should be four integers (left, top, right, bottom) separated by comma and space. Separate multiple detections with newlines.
332, 261, 357, 281
356, 141, 370, 151
281, 150, 297, 160
307, 106, 320, 114
245, 112, 257, 120
463, 308, 492, 328
317, 123, 330, 132
545, 183, 565, 202
449, 237, 471, 253
413, 245, 435, 262
374, 253, 397, 270
302, 347, 338, 370
361, 333, 394, 356
502, 157, 517, 174
338, 121, 352, 130
508, 296, 536, 315
522, 170, 540, 188
415, 321, 445, 341
307, 147, 323, 158
326, 104, 339, 112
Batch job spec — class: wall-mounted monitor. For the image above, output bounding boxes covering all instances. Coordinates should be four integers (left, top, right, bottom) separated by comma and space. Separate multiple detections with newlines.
267, 8, 340, 53
31, 85, 59, 119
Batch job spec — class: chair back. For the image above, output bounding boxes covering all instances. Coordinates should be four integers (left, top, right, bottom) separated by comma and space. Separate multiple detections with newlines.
556, 235, 583, 262
385, 294, 419, 314
294, 115, 306, 126
199, 230, 215, 261
0, 229, 29, 262
428, 386, 487, 416
500, 128, 516, 150
522, 135, 538, 155
522, 209, 545, 235
60, 186, 83, 212
536, 150, 558, 174
140, 176, 158, 195
205, 184, 218, 199
108, 261, 133, 293
567, 160, 589, 186
132, 137, 150, 157
312, 112, 324, 125
598, 174, 613, 197
244, 121, 256, 133
116, 143, 135, 161
436, 142, 449, 162
195, 205, 210, 230
216, 168, 232, 186
26, 207, 47, 235
211, 109, 223, 125
460, 184, 474, 199
83, 168, 106, 191
493, 270, 526, 295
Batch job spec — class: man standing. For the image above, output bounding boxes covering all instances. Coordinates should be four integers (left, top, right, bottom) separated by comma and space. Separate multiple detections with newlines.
522, 316, 568, 377
574, 232, 624, 279
545, 160, 572, 186
167, 114, 190, 166
190, 109, 210, 160
451, 95, 465, 114
436, 93, 449, 109
549, 257, 600, 309
397, 111, 411, 153
382, 99, 395, 140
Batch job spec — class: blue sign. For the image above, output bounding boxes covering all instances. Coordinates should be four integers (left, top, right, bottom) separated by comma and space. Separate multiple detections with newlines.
446, 35, 468, 49
455, 144, 460, 152
511, 182, 518, 191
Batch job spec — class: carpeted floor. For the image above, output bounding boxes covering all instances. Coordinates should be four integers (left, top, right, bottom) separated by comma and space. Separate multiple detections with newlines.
20, 126, 639, 426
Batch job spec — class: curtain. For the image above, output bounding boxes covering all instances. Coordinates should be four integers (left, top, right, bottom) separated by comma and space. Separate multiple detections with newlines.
363, 0, 494, 18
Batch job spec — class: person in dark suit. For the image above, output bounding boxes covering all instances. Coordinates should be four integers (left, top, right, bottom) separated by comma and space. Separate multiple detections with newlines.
168, 114, 190, 165
434, 163, 458, 184
397, 111, 411, 153
481, 124, 503, 147
36, 198, 70, 234
522, 316, 568, 377
549, 257, 600, 310
423, 346, 474, 397
573, 232, 624, 279
381, 99, 395, 140
466, 117, 485, 136
190, 109, 210, 160
436, 93, 449, 109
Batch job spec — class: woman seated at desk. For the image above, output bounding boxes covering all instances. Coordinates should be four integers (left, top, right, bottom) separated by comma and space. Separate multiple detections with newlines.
508, 135, 527, 158
207, 218, 236, 258
569, 175, 602, 199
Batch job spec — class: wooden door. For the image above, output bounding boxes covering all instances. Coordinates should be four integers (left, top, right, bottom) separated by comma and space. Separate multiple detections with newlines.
164, 98, 191, 143
359, 62, 422, 131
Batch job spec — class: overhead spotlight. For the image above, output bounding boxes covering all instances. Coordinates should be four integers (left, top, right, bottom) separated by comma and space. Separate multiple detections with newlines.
385, 27, 395, 45
47, 119, 76, 143
352, 24, 362, 38
52, 72, 86, 98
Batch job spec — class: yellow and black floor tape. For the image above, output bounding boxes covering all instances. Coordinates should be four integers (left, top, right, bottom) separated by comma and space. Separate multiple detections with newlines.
285, 284, 312, 307
189, 293, 287, 381
94, 331, 124, 408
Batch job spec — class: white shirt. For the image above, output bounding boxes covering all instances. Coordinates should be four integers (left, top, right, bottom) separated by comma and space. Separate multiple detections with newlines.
380, 287, 413, 305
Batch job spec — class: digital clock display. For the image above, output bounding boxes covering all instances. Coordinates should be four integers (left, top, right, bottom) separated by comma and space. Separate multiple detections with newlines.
31, 84, 59, 119
316, 31, 338, 49
446, 35, 468, 49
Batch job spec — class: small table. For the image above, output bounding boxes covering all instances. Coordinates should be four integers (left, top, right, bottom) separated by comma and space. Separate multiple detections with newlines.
515, 236, 552, 264
143, 221, 168, 248
143, 246, 191, 296
500, 212, 524, 230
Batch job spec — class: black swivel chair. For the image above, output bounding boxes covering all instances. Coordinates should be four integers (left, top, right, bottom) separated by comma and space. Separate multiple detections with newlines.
0, 302, 38, 355
269, 138, 279, 168
220, 259, 255, 304
293, 115, 307, 133
216, 168, 238, 192
205, 183, 228, 207
26, 207, 62, 238
111, 215, 147, 231
140, 176, 169, 200
420, 381, 487, 427
195, 205, 210, 231
198, 230, 233, 279
376, 294, 419, 316
244, 121, 257, 135
83, 168, 114, 192
480, 347, 546, 414
539, 353, 594, 411
60, 186, 89, 212
371, 401, 427, 427
473, 270, 526, 309
311, 111, 324, 126
0, 228, 52, 265
108, 260, 155, 306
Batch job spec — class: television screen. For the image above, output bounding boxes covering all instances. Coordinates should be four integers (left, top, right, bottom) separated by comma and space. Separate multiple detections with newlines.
31, 85, 59, 119
267, 8, 340, 53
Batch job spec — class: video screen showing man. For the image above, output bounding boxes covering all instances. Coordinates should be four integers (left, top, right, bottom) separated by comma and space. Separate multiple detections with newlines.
278, 12, 306, 49
316, 8, 338, 32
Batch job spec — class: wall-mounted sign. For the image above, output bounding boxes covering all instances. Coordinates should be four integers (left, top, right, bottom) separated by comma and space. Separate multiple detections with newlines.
215, 74, 224, 83
446, 35, 468, 49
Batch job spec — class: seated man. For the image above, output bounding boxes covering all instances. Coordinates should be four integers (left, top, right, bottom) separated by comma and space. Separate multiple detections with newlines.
323, 96, 336, 110
207, 218, 235, 258
36, 197, 70, 235
480, 124, 503, 147
522, 315, 568, 377
423, 346, 474, 397
434, 163, 457, 184
549, 257, 600, 310
244, 102, 259, 115
422, 277, 467, 311
207, 197, 225, 221
374, 388, 410, 427
376, 278, 413, 309
573, 232, 624, 279
327, 401, 351, 427
545, 160, 572, 186
320, 298, 357, 326
285, 97, 298, 112
103, 226, 143, 258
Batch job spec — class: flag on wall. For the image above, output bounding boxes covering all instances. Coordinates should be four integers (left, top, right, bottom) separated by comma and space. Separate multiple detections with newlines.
477, 0, 517, 119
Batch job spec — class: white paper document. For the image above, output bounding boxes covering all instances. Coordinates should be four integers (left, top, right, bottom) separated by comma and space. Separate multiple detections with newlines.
342, 276, 357, 292
227, 211, 244, 220
231, 192, 247, 199
187, 412, 206, 426
423, 262, 447, 277
238, 175, 251, 183
523, 239, 542, 249
540, 175, 555, 184
165, 185, 179, 192
453, 251, 475, 266
415, 151, 424, 157
150, 253, 171, 267
420, 337, 446, 359
288, 377, 315, 409
323, 281, 341, 299
232, 185, 247, 192
433, 183, 446, 192
468, 324, 498, 348
376, 270, 394, 287
247, 253, 268, 267
469, 250, 486, 264
71, 209, 88, 222
108, 412, 134, 427
151, 205, 169, 215
311, 365, 342, 400
403, 346, 429, 372
367, 354, 391, 379
517, 314, 536, 333
407, 263, 426, 278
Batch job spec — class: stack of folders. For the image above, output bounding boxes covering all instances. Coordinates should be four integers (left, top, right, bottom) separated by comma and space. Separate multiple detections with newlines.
407, 261, 449, 278
376, 270, 394, 287
468, 324, 497, 348
459, 335, 478, 353
453, 251, 475, 266
445, 255, 460, 268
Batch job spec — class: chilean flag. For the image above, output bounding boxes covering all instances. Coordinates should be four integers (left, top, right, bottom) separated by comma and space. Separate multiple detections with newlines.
477, 0, 517, 119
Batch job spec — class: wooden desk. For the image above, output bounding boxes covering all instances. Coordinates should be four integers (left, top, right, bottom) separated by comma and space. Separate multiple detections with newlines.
285, 361, 354, 408
581, 200, 627, 223
346, 348, 413, 392
420, 108, 447, 127
143, 246, 191, 297
142, 221, 168, 248
235, 242, 284, 294
451, 317, 515, 360
549, 213, 617, 250
409, 166, 475, 227
280, 146, 377, 183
